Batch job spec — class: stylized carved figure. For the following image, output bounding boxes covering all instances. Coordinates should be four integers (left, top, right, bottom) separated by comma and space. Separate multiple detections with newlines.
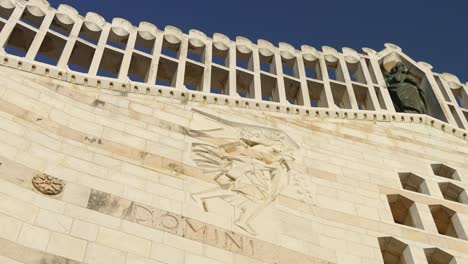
187, 111, 297, 235
384, 62, 428, 114
32, 173, 65, 195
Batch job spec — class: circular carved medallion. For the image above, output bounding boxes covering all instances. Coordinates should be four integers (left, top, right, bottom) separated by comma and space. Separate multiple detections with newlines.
32, 174, 65, 195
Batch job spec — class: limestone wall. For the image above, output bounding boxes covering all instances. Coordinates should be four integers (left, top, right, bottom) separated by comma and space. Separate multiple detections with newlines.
0, 62, 466, 264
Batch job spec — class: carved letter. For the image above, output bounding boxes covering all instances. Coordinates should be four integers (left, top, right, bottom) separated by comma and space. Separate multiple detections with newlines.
245, 239, 255, 257
184, 218, 207, 241
160, 213, 180, 230
224, 232, 243, 254
206, 227, 220, 247
132, 204, 153, 227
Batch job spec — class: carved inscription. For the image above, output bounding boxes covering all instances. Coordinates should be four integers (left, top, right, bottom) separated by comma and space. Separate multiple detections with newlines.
125, 202, 255, 255
86, 189, 256, 257
84, 188, 326, 263
32, 174, 65, 195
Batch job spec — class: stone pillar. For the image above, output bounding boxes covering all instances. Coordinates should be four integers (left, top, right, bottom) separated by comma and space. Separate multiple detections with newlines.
402, 246, 416, 264
118, 28, 137, 81
359, 58, 382, 111
251, 46, 262, 100
416, 203, 439, 234
146, 31, 163, 84
452, 213, 468, 240
296, 53, 311, 106
407, 245, 429, 264
88, 24, 111, 76
228, 43, 236, 96
317, 56, 336, 108
0, 3, 26, 49
337, 57, 359, 109
25, 10, 56, 60
273, 51, 287, 104
57, 19, 83, 68
175, 35, 188, 89
201, 40, 212, 93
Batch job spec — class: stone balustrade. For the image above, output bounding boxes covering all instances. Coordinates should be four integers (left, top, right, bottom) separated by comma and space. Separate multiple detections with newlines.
0, 0, 467, 133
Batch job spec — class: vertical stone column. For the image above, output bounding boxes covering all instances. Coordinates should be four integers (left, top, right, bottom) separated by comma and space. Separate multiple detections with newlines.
25, 9, 56, 60
414, 203, 438, 234
146, 31, 163, 84
256, 40, 275, 101
359, 57, 381, 111
228, 41, 237, 96
57, 19, 83, 68
201, 39, 212, 93
402, 246, 417, 264
236, 37, 256, 99
0, 2, 26, 49
175, 35, 188, 89
273, 49, 287, 104
251, 46, 262, 100
88, 23, 111, 76
452, 213, 468, 240
318, 54, 338, 108
406, 245, 427, 264
337, 56, 359, 109
364, 48, 396, 112
295, 51, 311, 106
118, 28, 137, 81
134, 22, 157, 84
157, 26, 184, 87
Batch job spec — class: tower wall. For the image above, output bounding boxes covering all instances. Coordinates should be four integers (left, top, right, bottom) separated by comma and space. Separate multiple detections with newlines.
0, 1, 466, 264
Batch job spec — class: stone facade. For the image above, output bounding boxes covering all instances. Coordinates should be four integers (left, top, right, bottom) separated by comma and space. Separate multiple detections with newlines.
0, 0, 467, 263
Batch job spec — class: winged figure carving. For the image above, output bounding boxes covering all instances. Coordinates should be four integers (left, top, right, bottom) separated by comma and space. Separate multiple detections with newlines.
186, 110, 298, 235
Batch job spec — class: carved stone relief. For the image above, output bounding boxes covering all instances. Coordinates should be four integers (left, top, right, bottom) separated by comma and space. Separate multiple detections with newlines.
186, 110, 298, 235
31, 173, 65, 195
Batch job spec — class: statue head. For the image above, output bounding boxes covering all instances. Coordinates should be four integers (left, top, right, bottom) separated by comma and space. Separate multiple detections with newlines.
391, 62, 408, 74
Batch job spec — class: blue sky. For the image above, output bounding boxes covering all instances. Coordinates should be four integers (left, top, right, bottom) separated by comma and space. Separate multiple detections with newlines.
49, 0, 468, 82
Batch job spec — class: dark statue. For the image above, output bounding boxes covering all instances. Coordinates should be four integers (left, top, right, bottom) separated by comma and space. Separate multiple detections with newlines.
384, 62, 428, 114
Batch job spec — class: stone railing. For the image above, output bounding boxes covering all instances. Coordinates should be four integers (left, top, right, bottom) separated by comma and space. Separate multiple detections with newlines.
0, 0, 467, 139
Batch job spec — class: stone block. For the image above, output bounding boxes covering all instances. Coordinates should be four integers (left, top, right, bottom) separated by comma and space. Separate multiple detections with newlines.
97, 227, 152, 257
85, 243, 127, 264
46, 232, 87, 261
150, 242, 185, 264
0, 213, 23, 241
35, 209, 73, 233
17, 223, 51, 251
70, 219, 99, 241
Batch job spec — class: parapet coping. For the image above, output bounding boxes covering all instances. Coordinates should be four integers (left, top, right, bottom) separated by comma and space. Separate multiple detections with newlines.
0, 52, 467, 143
